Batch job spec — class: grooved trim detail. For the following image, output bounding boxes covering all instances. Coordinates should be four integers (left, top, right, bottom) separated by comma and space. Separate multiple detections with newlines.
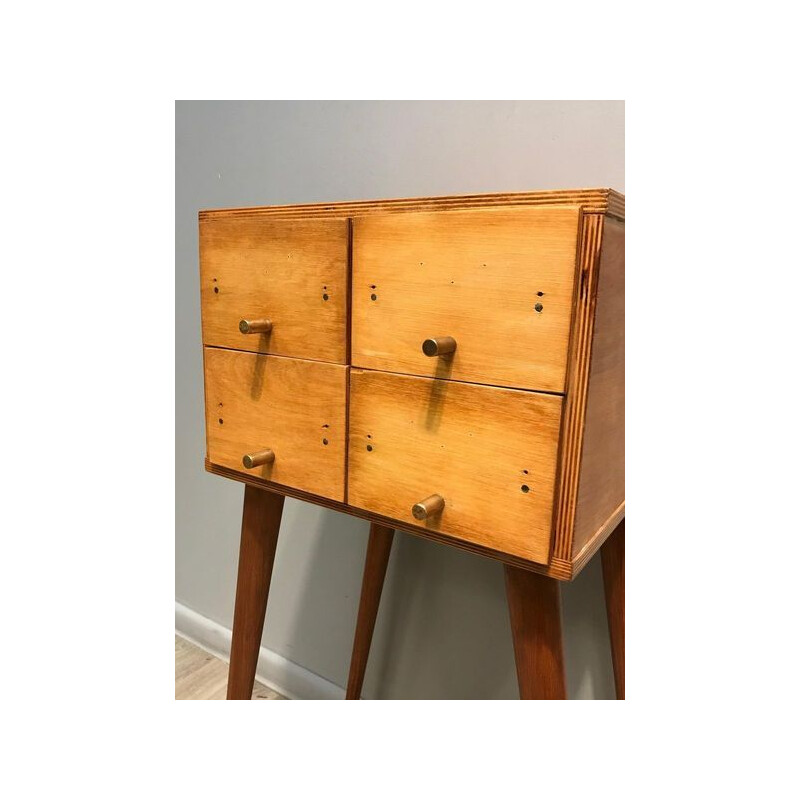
199, 189, 624, 223
552, 213, 605, 561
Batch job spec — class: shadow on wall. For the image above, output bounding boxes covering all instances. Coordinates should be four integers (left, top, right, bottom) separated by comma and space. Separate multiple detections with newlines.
267, 497, 616, 699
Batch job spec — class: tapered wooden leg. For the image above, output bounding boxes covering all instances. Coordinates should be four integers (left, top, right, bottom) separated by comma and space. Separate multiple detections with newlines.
504, 565, 566, 700
226, 485, 285, 700
601, 519, 625, 700
346, 524, 395, 699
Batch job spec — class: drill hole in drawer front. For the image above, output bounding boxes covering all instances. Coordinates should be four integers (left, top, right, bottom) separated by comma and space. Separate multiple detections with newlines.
347, 369, 563, 564
199, 216, 349, 364
351, 206, 580, 393
204, 348, 348, 501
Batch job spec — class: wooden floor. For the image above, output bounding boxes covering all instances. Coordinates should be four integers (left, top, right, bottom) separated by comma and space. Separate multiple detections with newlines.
175, 635, 286, 700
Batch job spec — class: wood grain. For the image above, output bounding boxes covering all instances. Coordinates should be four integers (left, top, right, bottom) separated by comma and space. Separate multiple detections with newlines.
346, 524, 395, 700
175, 636, 284, 700
552, 213, 604, 561
504, 566, 566, 699
227, 485, 284, 700
601, 519, 625, 700
572, 217, 625, 556
348, 369, 562, 564
199, 216, 349, 363
352, 206, 580, 393
198, 188, 624, 221
204, 348, 347, 501
207, 458, 576, 579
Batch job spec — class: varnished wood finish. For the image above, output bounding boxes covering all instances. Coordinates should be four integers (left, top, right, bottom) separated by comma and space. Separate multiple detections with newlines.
573, 218, 625, 556
199, 216, 349, 363
504, 565, 566, 699
200, 189, 624, 583
601, 519, 625, 700
199, 188, 624, 221
227, 486, 284, 700
552, 213, 604, 561
207, 458, 576, 580
348, 369, 562, 564
204, 348, 347, 501
352, 207, 580, 393
346, 524, 395, 700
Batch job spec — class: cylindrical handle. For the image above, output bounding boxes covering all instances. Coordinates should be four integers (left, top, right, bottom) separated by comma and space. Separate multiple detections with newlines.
412, 494, 445, 520
422, 336, 457, 357
242, 449, 275, 469
239, 319, 273, 334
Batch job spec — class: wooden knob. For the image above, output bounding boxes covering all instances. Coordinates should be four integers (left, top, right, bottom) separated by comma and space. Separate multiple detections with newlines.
422, 336, 456, 357
239, 319, 273, 334
412, 494, 445, 520
242, 449, 275, 469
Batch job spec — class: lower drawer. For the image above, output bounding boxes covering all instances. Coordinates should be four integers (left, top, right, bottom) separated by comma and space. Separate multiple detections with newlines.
204, 348, 348, 501
347, 369, 563, 563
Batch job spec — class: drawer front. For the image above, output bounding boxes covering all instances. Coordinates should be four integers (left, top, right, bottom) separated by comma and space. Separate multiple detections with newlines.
200, 216, 349, 363
348, 369, 563, 563
351, 207, 580, 393
204, 348, 347, 501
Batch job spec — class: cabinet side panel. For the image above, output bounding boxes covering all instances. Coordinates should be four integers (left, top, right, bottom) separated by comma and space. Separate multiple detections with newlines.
572, 218, 625, 557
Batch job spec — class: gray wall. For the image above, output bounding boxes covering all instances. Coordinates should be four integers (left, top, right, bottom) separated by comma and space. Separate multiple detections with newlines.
176, 101, 624, 699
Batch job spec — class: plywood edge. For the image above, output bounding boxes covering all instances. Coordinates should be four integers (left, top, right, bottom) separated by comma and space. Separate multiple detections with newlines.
198, 188, 623, 221
206, 460, 574, 580
551, 213, 606, 562
569, 502, 625, 579
571, 217, 625, 557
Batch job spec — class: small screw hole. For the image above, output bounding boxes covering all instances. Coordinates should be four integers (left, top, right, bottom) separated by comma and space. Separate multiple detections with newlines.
537, 291, 544, 297
521, 485, 530, 493
366, 444, 373, 452
522, 469, 528, 475
218, 418, 223, 425
213, 286, 219, 294
322, 438, 329, 445
322, 293, 329, 301
534, 303, 543, 313
370, 293, 377, 301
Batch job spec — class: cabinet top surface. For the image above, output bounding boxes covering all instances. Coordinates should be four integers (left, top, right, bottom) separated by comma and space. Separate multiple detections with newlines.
199, 188, 625, 221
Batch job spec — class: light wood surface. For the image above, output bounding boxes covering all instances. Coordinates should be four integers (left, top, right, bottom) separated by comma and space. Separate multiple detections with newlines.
227, 485, 284, 700
175, 636, 284, 700
352, 206, 580, 393
504, 565, 566, 699
204, 348, 348, 501
199, 188, 624, 221
199, 215, 349, 363
573, 217, 625, 555
207, 459, 577, 579
348, 369, 562, 564
346, 524, 395, 700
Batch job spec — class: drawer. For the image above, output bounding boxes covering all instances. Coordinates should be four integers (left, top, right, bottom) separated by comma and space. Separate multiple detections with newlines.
204, 348, 348, 501
199, 216, 349, 363
347, 369, 563, 563
351, 206, 580, 393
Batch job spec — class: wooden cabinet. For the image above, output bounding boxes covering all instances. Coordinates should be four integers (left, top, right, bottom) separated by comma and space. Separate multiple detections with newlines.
198, 188, 625, 700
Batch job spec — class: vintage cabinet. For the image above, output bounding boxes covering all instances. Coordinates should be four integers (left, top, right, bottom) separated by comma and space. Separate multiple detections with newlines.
198, 188, 625, 699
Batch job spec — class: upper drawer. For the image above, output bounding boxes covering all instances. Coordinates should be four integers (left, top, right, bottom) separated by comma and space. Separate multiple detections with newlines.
351, 207, 580, 393
199, 216, 349, 364
348, 369, 563, 564
204, 348, 347, 501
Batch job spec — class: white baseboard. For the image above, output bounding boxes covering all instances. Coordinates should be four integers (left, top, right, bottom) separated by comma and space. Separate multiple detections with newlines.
175, 602, 345, 700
